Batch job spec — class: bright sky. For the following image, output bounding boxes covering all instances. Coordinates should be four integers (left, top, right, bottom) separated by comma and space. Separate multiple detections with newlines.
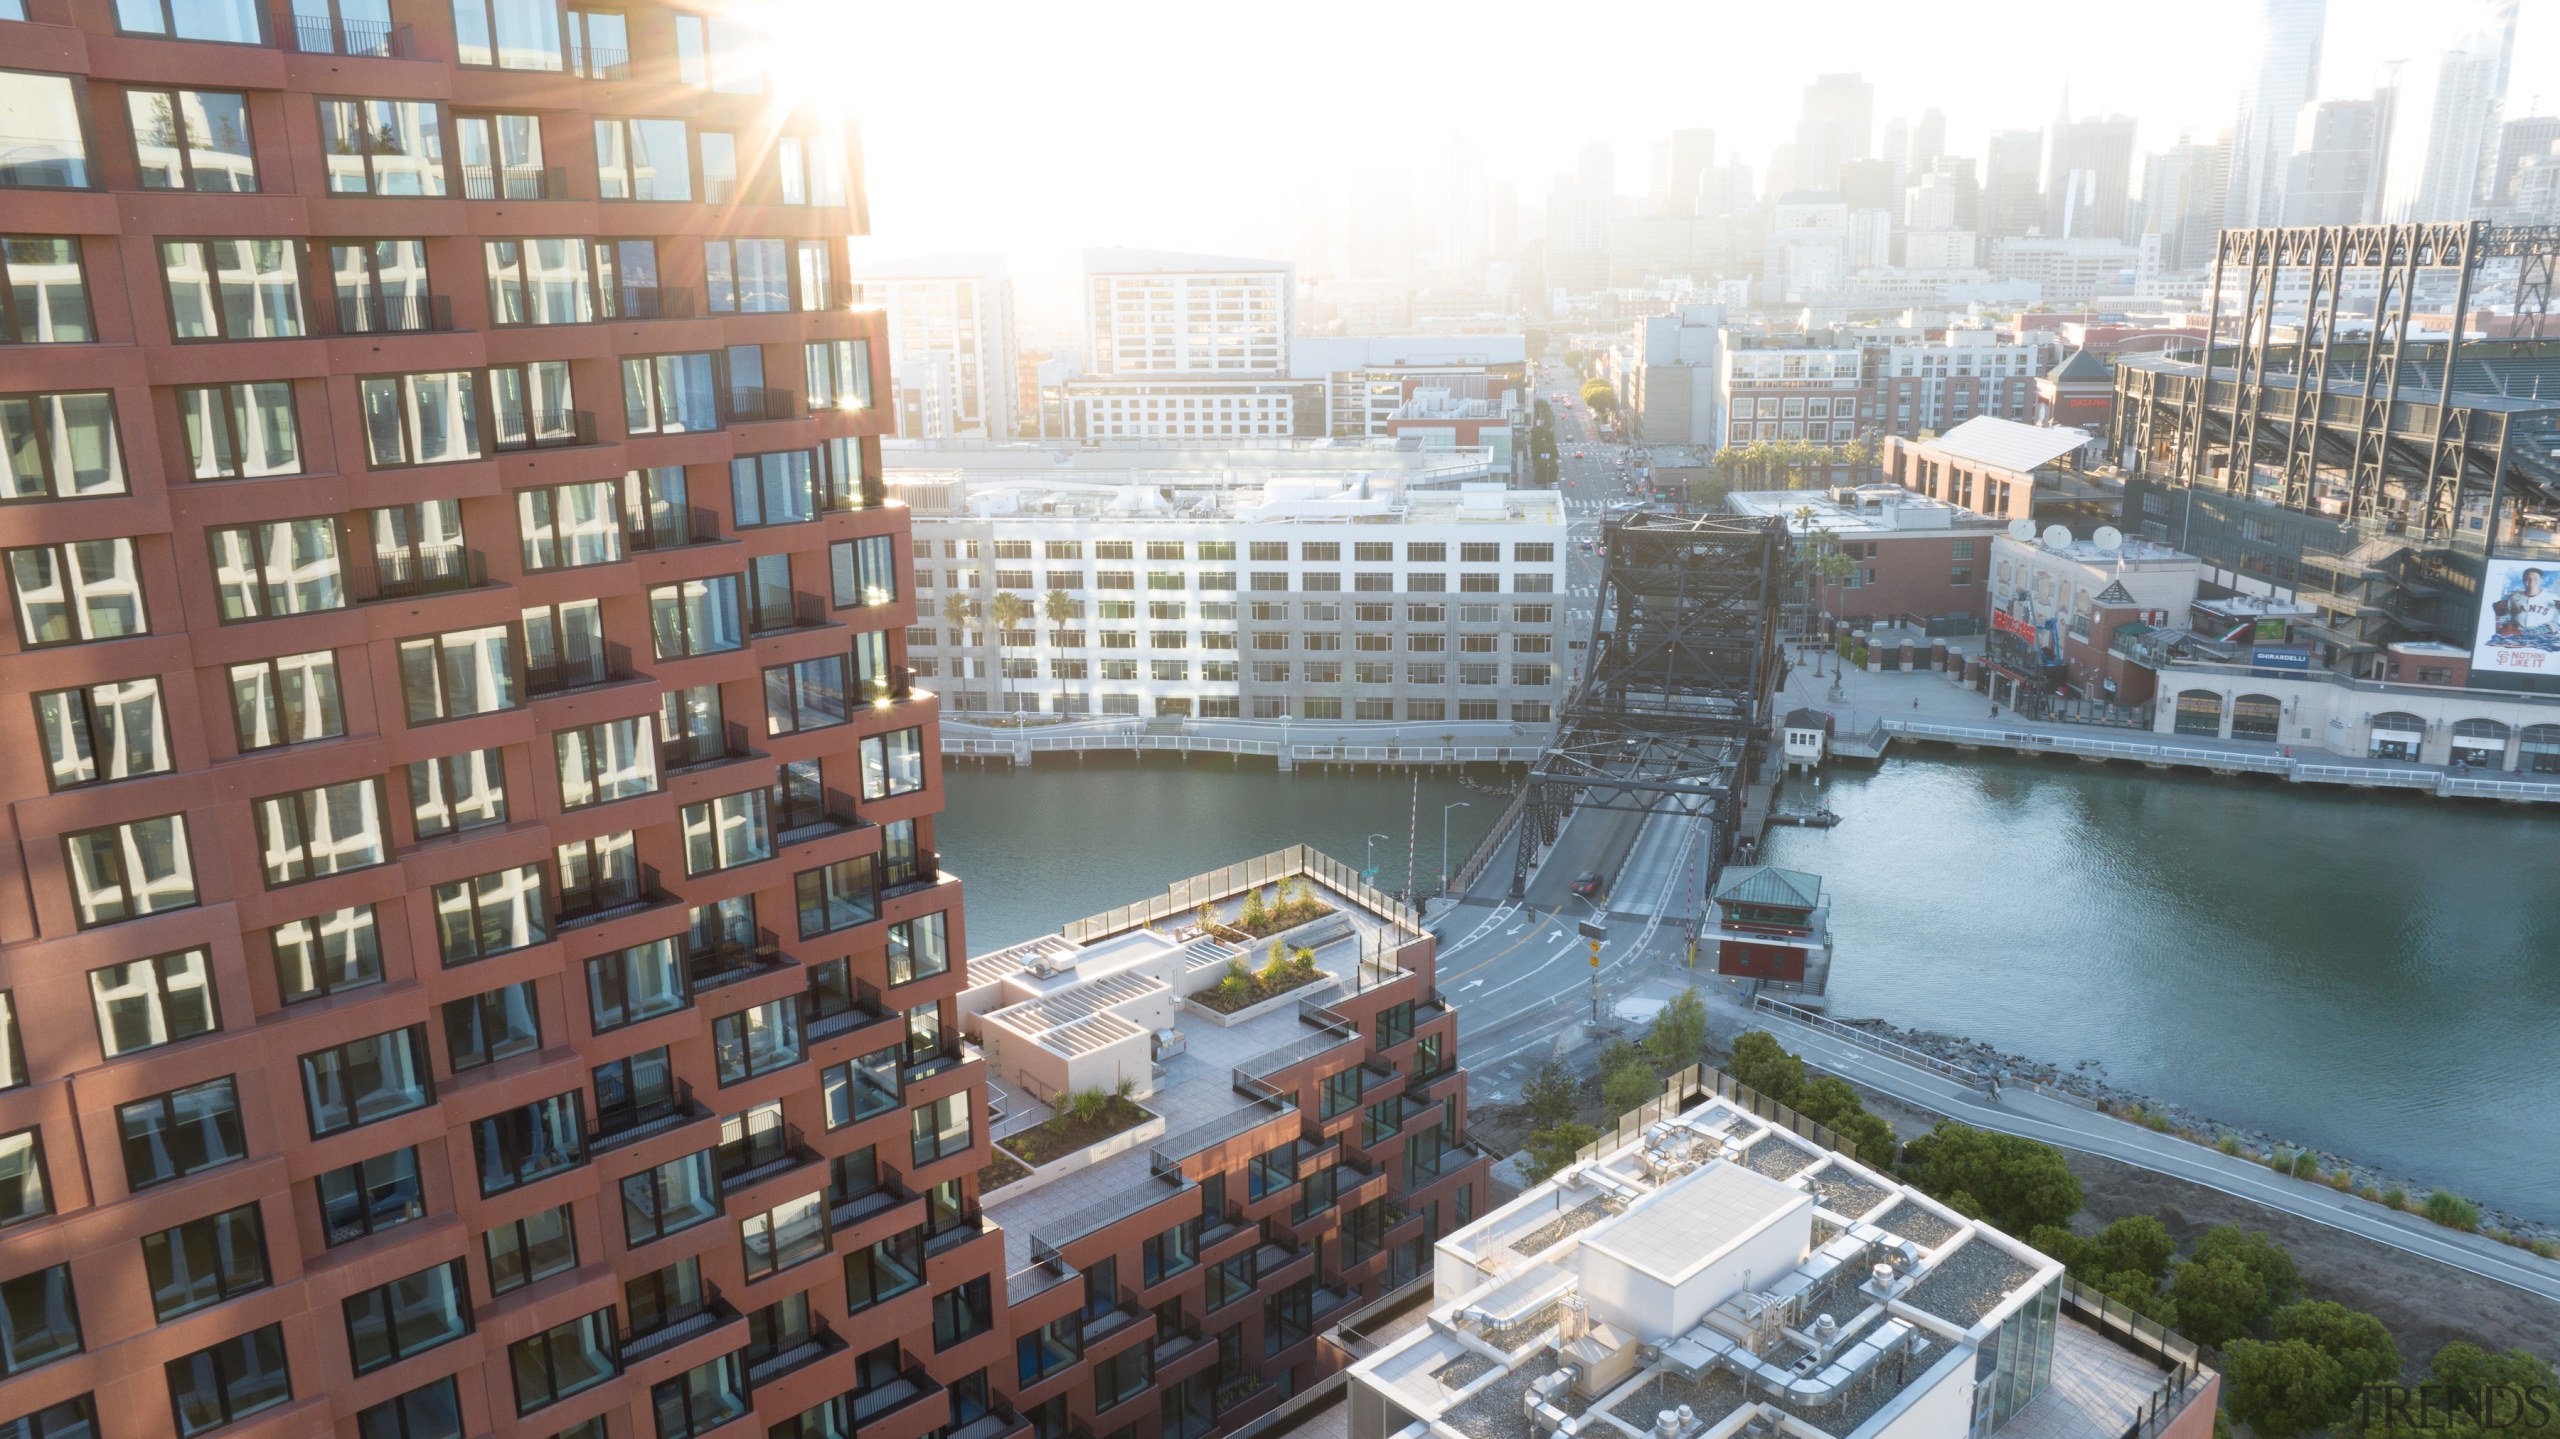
814, 0, 2554, 318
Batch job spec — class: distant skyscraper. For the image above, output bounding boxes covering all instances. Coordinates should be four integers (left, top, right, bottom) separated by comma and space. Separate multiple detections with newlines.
1663, 127, 1718, 215
2492, 115, 2560, 209
2285, 97, 2383, 224
1985, 129, 2046, 236
2046, 114, 2137, 239
2380, 0, 2521, 220
2225, 0, 2326, 227
1908, 108, 1948, 175
2141, 139, 2227, 271
1793, 73, 1875, 191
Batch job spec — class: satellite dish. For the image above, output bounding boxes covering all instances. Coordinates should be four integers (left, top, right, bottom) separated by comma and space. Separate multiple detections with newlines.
2093, 525, 2123, 552
2042, 525, 2073, 550
2006, 518, 2037, 543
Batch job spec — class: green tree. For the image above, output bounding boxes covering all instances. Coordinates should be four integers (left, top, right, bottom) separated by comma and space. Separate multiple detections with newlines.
2223, 1339, 2348, 1438
1898, 1122, 2083, 1235
1791, 1077, 1897, 1166
940, 591, 980, 708
2164, 1254, 2268, 1348
2086, 1215, 2178, 1282
2349, 1344, 2559, 1439
1726, 1030, 1804, 1103
1523, 1122, 1600, 1183
1043, 587, 1081, 713
1598, 1040, 1658, 1118
2271, 1301, 2401, 1414
1521, 1059, 1579, 1132
989, 590, 1031, 714
2191, 1226, 2301, 1309
1644, 989, 1708, 1070
1581, 377, 1618, 414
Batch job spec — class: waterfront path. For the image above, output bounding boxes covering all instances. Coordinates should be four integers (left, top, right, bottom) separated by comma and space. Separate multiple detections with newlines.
1742, 999, 2560, 1304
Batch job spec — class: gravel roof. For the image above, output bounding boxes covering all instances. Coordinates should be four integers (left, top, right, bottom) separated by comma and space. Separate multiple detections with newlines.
1443, 1353, 1589, 1439
1807, 1169, 1889, 1221
1904, 1239, 2043, 1328
1510, 1199, 1613, 1255
1875, 1200, 1962, 1249
1743, 1139, 1816, 1180
1435, 1354, 1498, 1391
1606, 1369, 1749, 1428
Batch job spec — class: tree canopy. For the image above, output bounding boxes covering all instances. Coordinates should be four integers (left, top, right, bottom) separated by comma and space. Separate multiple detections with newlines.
1898, 1121, 2084, 1236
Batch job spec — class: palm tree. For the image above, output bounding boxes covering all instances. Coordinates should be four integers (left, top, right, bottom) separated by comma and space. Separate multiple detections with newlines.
1043, 588, 1079, 715
940, 591, 980, 714
989, 590, 1031, 716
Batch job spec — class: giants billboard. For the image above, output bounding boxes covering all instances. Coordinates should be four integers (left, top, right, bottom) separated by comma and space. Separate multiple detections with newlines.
2472, 559, 2560, 676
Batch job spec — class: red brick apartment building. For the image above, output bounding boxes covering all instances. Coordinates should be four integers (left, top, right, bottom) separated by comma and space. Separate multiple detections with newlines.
0, 10, 1487, 1439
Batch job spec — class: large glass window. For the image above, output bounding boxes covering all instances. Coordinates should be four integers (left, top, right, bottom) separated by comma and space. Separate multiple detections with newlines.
178, 382, 300, 478
343, 1260, 470, 1375
474, 1092, 584, 1195
453, 0, 565, 69
888, 914, 949, 987
594, 117, 690, 201
433, 864, 549, 963
326, 238, 432, 333
301, 1025, 431, 1135
821, 1045, 901, 1129
831, 534, 897, 609
142, 1203, 268, 1321
1, 238, 93, 342
254, 777, 389, 885
713, 999, 802, 1085
399, 625, 517, 722
741, 1192, 826, 1280
64, 814, 196, 927
88, 948, 218, 1058
0, 1394, 90, 1439
704, 237, 787, 312
321, 97, 448, 195
846, 1228, 924, 1312
128, 89, 256, 191
519, 481, 623, 570
491, 360, 578, 449
0, 1130, 50, 1232
622, 1257, 706, 1341
167, 1324, 291, 1437
0, 73, 90, 189
3, 391, 124, 500
620, 351, 719, 434
160, 239, 305, 340
317, 1147, 424, 1246
622, 1149, 718, 1244
512, 1310, 618, 1413
586, 938, 685, 1031
806, 339, 872, 410
485, 1206, 576, 1296
210, 518, 342, 621
730, 448, 822, 526
356, 1377, 462, 1439
521, 597, 605, 692
485, 237, 593, 325
408, 748, 508, 838
442, 981, 539, 1071
565, 4, 629, 76
555, 716, 656, 808
653, 1354, 748, 1439
118, 1077, 244, 1190
361, 371, 483, 467
368, 498, 470, 598
764, 654, 849, 735
681, 787, 771, 875
861, 727, 926, 799
8, 539, 149, 646
114, 0, 265, 41
673, 11, 762, 92
556, 830, 640, 918
273, 904, 380, 1003
457, 109, 546, 198
649, 575, 742, 658
35, 677, 170, 789
910, 1092, 971, 1166
593, 1046, 676, 1135
795, 854, 876, 938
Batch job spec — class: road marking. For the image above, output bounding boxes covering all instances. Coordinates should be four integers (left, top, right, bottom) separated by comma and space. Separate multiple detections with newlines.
1444, 907, 1564, 983
1455, 980, 1482, 993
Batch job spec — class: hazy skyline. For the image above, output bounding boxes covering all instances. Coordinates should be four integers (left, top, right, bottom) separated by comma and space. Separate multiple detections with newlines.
847, 0, 2551, 321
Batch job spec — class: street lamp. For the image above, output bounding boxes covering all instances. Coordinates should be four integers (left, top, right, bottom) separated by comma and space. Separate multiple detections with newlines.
1278, 713, 1294, 767
1365, 833, 1390, 878
1441, 801, 1471, 894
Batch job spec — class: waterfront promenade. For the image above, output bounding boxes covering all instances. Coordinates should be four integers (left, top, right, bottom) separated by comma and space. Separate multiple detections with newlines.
1781, 661, 2560, 804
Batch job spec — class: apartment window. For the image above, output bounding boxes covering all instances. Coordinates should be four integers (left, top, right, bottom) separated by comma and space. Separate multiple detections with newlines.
317, 1148, 424, 1246
400, 626, 517, 722
887, 914, 948, 987
3, 391, 123, 501
344, 1260, 470, 1375
443, 981, 539, 1073
713, 1000, 802, 1086
622, 1150, 719, 1244
594, 117, 688, 200
211, 518, 343, 622
910, 1092, 970, 1165
673, 11, 762, 91
356, 1377, 463, 1439
88, 948, 218, 1058
929, 1276, 994, 1352
806, 338, 871, 411
624, 1258, 706, 1341
35, 677, 168, 790
822, 1046, 901, 1128
521, 597, 605, 688
0, 73, 89, 189
1142, 1217, 1200, 1283
795, 854, 876, 939
485, 237, 593, 325
114, 0, 265, 39
742, 1193, 827, 1280
168, 1324, 290, 1436
680, 788, 771, 876
480, 1206, 575, 1299
512, 1310, 618, 1413
64, 814, 196, 927
453, 0, 565, 68
456, 109, 545, 202
169, 382, 298, 483
704, 237, 788, 312
654, 1355, 749, 1439
519, 480, 623, 570
649, 576, 742, 659
407, 748, 507, 839
143, 1204, 267, 1322
554, 715, 657, 809
118, 1077, 244, 1190
360, 370, 483, 467
301, 1025, 431, 1136
474, 1093, 584, 1195
321, 98, 447, 195
128, 90, 256, 191
731, 448, 823, 526
829, 537, 898, 614
593, 1048, 676, 1135
0, 1131, 49, 1231
9, 539, 148, 646
325, 237, 432, 332
586, 937, 685, 1032
0, 1394, 91, 1439
620, 351, 719, 433
273, 905, 380, 1003
764, 654, 851, 737
0, 239, 91, 342
861, 726, 925, 799
255, 778, 388, 886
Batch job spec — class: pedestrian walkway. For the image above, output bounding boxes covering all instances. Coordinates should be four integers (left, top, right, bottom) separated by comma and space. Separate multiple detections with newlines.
1740, 1001, 2560, 1304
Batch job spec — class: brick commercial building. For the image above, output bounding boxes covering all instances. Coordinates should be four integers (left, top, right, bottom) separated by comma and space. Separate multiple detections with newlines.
0, 5, 997, 1439
1725, 488, 2006, 634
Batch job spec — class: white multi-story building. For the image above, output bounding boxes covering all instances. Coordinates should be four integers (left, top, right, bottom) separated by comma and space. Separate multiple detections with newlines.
849, 251, 1019, 438
1717, 343, 1867, 450
1067, 249, 1306, 439
890, 453, 1567, 724
1985, 237, 2139, 307
1864, 329, 2051, 436
1293, 334, 1527, 453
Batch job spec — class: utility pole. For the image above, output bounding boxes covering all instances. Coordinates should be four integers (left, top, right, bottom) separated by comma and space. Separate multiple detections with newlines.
1578, 918, 1607, 1028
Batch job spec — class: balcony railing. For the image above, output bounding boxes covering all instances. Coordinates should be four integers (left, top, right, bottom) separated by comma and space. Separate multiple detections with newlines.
592, 1077, 706, 1153
684, 925, 784, 993
462, 164, 570, 201
1030, 1173, 1194, 1265
500, 408, 599, 451
627, 505, 722, 554
729, 386, 802, 422
622, 1278, 734, 1361
318, 293, 456, 336
525, 641, 635, 698
662, 720, 758, 774
354, 548, 488, 603
773, 782, 864, 839
574, 47, 632, 80
290, 15, 414, 56
852, 1361, 946, 1429
559, 861, 675, 929
747, 590, 830, 637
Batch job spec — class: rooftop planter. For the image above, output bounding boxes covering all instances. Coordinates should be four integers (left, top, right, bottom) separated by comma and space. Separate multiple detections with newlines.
990, 1087, 1167, 1201
1199, 877, 1336, 944
1189, 943, 1327, 1018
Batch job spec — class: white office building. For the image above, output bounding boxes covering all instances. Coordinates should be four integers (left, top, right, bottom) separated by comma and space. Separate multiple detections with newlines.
849, 252, 1019, 439
890, 446, 1565, 723
1065, 248, 1312, 440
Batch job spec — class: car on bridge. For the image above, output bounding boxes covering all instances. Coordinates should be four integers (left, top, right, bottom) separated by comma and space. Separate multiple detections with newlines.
1569, 870, 1607, 899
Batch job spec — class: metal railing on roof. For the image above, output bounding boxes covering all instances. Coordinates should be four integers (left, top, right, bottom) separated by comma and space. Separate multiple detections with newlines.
1057, 844, 1423, 944
1028, 1173, 1196, 1265
1149, 1098, 1298, 1176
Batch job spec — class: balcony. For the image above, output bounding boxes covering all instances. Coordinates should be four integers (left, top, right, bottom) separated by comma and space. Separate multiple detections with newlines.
746, 1322, 846, 1389
557, 861, 679, 931
748, 591, 836, 638
289, 14, 416, 56
508, 408, 600, 451
615, 285, 702, 320
851, 1360, 947, 1432
315, 293, 457, 336
628, 506, 725, 554
462, 164, 572, 201
526, 640, 638, 699
662, 721, 760, 776
718, 1119, 820, 1191
684, 925, 787, 994
729, 386, 803, 423
804, 980, 894, 1046
622, 1279, 740, 1363
773, 782, 867, 842
352, 549, 491, 604
591, 1077, 711, 1154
